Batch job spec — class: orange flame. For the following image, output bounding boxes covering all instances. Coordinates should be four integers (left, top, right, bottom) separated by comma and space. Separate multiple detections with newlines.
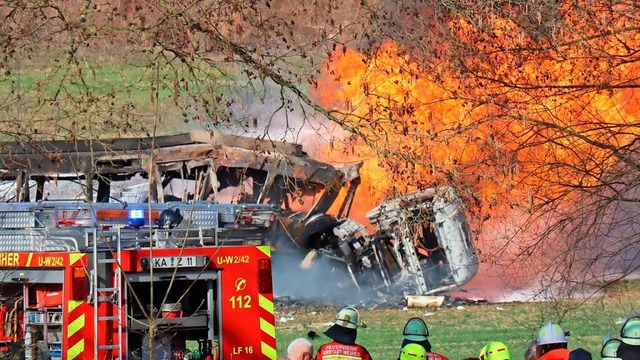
311, 2, 640, 224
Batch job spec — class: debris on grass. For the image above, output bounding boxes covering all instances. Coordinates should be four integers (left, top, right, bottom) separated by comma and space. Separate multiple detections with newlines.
275, 294, 488, 312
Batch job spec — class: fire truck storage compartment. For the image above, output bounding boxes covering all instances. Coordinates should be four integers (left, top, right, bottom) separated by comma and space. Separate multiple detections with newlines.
126, 271, 219, 357
34, 285, 62, 308
0, 271, 66, 360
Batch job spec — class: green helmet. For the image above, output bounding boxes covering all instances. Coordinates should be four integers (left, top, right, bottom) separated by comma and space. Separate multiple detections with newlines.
601, 338, 622, 359
400, 343, 427, 360
537, 323, 568, 346
621, 315, 640, 346
334, 307, 360, 329
403, 317, 429, 342
479, 344, 489, 360
480, 342, 511, 360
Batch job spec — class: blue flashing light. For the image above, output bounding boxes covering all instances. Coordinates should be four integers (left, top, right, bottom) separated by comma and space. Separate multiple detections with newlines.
128, 209, 146, 227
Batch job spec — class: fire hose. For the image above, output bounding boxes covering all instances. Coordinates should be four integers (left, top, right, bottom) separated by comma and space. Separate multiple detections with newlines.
10, 297, 23, 342
0, 297, 24, 350
0, 301, 6, 339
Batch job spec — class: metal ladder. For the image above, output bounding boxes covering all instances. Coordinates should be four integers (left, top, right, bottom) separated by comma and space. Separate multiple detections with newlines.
90, 228, 124, 360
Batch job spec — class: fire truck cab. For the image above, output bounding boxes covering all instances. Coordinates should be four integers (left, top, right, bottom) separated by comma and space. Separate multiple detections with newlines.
0, 201, 278, 360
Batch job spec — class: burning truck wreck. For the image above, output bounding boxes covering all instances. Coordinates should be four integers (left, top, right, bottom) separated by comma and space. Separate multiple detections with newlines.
0, 130, 478, 299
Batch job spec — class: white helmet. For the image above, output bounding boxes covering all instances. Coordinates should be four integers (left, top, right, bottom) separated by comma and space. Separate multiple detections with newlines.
620, 314, 640, 346
537, 322, 568, 346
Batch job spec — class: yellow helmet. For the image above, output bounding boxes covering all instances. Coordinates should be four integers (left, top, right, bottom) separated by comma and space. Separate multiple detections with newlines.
481, 342, 511, 360
479, 344, 489, 360
400, 343, 427, 360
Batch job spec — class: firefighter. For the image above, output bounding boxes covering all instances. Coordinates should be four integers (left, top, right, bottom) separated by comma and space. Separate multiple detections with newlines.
316, 307, 373, 360
617, 314, 640, 360
400, 318, 431, 350
479, 341, 511, 360
400, 343, 428, 360
568, 349, 592, 360
397, 317, 448, 360
279, 338, 314, 360
524, 339, 538, 360
601, 337, 622, 360
536, 323, 570, 360
478, 344, 488, 360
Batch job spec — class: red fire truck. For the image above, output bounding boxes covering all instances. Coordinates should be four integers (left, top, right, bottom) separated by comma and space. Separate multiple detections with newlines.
0, 200, 278, 360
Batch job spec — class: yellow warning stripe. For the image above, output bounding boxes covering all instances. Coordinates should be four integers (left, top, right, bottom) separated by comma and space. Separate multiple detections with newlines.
259, 293, 276, 359
259, 294, 274, 314
68, 338, 85, 360
257, 245, 271, 257
67, 300, 86, 360
67, 300, 83, 313
260, 317, 275, 338
69, 253, 84, 265
261, 342, 277, 359
68, 313, 85, 338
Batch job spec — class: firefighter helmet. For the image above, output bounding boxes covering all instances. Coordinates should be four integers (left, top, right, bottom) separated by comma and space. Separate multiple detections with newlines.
621, 315, 640, 345
158, 208, 183, 229
480, 342, 511, 360
400, 343, 427, 360
479, 344, 489, 360
324, 307, 360, 344
334, 307, 360, 329
403, 317, 429, 341
601, 338, 622, 359
537, 322, 568, 345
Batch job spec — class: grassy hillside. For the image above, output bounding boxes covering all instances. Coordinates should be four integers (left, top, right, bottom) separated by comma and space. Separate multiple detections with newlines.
275, 281, 640, 359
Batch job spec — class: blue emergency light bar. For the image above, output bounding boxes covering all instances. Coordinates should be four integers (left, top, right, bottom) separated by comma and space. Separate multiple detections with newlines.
128, 209, 146, 227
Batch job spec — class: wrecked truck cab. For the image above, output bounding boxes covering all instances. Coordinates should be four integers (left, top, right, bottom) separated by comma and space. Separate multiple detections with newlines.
277, 186, 479, 298
365, 187, 479, 294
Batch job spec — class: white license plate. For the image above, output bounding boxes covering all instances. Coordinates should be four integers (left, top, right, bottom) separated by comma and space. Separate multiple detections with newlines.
152, 256, 197, 268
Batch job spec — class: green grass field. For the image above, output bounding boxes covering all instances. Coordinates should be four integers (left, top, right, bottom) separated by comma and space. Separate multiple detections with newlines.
1, 45, 229, 137
275, 281, 640, 359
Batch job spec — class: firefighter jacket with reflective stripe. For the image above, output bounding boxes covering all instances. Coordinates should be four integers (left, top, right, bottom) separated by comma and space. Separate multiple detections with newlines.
539, 348, 571, 360
426, 352, 449, 360
316, 341, 373, 360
